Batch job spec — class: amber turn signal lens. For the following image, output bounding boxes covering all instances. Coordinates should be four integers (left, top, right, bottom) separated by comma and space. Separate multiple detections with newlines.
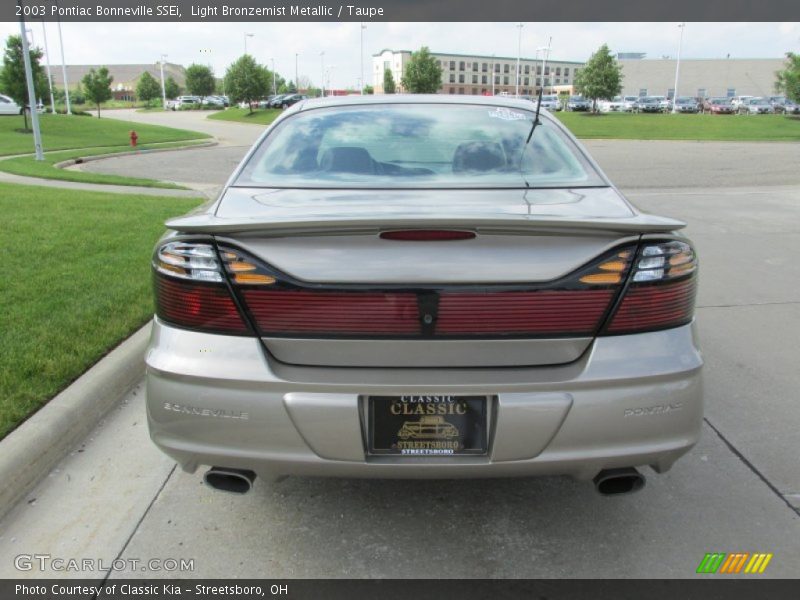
579, 273, 622, 284
233, 273, 276, 285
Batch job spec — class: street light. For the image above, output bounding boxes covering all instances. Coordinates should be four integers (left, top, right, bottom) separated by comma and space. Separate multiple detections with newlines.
159, 54, 167, 109
51, 0, 71, 114
671, 23, 685, 114
320, 51, 325, 97
40, 21, 56, 115
295, 53, 299, 93
243, 33, 254, 55
537, 37, 552, 94
491, 54, 495, 96
271, 58, 277, 96
17, 1, 43, 160
360, 23, 367, 95
515, 23, 524, 98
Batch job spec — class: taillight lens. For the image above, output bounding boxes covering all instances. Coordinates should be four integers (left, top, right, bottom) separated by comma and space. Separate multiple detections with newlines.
153, 241, 250, 335
604, 240, 698, 335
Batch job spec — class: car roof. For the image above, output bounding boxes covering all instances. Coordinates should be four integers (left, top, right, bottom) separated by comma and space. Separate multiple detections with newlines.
296, 93, 547, 113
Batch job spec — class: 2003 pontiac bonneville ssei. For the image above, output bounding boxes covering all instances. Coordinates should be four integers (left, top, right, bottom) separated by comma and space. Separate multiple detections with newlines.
146, 95, 702, 496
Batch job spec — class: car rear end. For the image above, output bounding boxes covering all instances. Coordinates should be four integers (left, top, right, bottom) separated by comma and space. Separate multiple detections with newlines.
145, 97, 702, 493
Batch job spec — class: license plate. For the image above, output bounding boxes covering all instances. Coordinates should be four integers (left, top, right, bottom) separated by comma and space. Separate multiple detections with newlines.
368, 396, 488, 456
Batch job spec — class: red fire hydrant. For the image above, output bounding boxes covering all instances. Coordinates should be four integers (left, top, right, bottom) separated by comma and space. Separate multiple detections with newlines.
130, 130, 138, 147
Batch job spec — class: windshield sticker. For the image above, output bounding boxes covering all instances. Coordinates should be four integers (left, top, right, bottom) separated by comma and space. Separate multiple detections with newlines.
488, 107, 527, 121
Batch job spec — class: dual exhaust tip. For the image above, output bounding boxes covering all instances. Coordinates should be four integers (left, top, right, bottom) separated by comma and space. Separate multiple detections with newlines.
203, 466, 645, 496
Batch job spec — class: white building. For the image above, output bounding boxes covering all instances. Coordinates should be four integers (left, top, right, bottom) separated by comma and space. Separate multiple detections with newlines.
373, 49, 584, 95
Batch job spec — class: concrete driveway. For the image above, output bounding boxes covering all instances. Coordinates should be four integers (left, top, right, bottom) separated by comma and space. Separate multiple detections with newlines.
1, 111, 798, 579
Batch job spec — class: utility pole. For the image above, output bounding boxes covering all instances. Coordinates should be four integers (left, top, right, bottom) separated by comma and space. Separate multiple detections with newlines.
53, 0, 71, 114
18, 2, 44, 160
320, 51, 325, 97
40, 20, 56, 114
159, 54, 167, 108
671, 23, 685, 113
515, 23, 524, 98
360, 23, 367, 94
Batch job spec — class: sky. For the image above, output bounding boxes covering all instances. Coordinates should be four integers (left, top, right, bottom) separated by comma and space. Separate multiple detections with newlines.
1, 21, 798, 90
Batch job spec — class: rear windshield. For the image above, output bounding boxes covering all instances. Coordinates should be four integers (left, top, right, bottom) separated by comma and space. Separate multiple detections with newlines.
234, 104, 605, 189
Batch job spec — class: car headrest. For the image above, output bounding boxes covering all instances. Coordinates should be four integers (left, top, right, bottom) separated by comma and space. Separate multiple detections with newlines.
452, 141, 506, 173
319, 146, 375, 174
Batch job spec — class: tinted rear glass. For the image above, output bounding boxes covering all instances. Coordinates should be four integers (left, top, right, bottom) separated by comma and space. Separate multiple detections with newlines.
235, 104, 605, 189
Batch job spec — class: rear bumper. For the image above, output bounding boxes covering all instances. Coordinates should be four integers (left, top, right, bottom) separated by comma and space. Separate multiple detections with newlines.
145, 318, 703, 481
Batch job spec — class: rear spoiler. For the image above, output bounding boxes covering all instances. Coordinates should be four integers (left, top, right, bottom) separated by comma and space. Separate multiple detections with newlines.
166, 213, 686, 236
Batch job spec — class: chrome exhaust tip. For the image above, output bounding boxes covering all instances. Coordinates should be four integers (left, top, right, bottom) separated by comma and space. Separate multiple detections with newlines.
593, 467, 646, 496
203, 467, 256, 494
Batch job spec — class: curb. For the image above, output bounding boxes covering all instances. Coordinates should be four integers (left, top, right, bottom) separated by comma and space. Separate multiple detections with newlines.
53, 140, 218, 169
0, 323, 151, 519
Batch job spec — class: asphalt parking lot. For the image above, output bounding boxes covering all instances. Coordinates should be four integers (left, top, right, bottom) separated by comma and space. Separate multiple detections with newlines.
0, 110, 798, 579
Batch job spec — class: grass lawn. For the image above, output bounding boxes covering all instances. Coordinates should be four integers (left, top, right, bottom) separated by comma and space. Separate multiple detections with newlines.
0, 182, 202, 439
207, 107, 282, 126
0, 113, 211, 156
556, 112, 800, 141
0, 141, 210, 189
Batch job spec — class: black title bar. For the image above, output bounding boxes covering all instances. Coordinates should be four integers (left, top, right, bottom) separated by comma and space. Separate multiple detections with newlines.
5, 0, 800, 22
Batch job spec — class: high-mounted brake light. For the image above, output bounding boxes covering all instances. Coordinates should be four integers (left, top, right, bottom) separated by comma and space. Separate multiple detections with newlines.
380, 230, 476, 241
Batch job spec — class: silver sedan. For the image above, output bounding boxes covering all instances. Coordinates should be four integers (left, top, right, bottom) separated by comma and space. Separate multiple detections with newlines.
146, 95, 702, 497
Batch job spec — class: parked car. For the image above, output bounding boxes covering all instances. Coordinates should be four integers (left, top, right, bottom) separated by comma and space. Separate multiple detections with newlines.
730, 95, 754, 111
702, 97, 735, 114
654, 96, 672, 112
201, 96, 226, 108
737, 97, 774, 115
147, 95, 702, 497
565, 95, 590, 111
278, 93, 308, 108
0, 94, 23, 115
622, 96, 639, 112
530, 94, 561, 111
636, 96, 662, 113
0, 94, 44, 115
170, 96, 201, 110
673, 97, 700, 113
268, 94, 290, 108
597, 96, 625, 113
783, 99, 800, 115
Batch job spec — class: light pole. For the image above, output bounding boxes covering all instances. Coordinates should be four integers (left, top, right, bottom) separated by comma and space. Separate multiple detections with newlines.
320, 51, 325, 97
271, 58, 277, 96
52, 0, 71, 114
17, 2, 43, 160
295, 53, 299, 93
538, 38, 552, 94
515, 23, 524, 98
360, 23, 367, 95
491, 54, 495, 95
40, 20, 56, 114
326, 65, 336, 94
243, 33, 254, 55
671, 23, 685, 114
159, 54, 167, 109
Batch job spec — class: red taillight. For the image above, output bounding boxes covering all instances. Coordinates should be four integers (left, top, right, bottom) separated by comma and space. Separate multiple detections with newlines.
437, 290, 615, 335
605, 278, 697, 334
603, 240, 698, 335
242, 290, 421, 335
380, 230, 476, 241
154, 274, 249, 335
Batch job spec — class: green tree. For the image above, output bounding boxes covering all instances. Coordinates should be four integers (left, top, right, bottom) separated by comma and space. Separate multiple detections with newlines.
185, 63, 216, 106
573, 44, 623, 112
400, 46, 442, 94
0, 34, 48, 130
775, 52, 800, 104
383, 68, 396, 94
363, 84, 374, 95
223, 55, 269, 113
164, 76, 181, 99
135, 71, 161, 106
81, 66, 113, 118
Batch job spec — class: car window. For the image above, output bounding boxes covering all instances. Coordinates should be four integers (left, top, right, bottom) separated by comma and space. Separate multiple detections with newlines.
235, 104, 605, 189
